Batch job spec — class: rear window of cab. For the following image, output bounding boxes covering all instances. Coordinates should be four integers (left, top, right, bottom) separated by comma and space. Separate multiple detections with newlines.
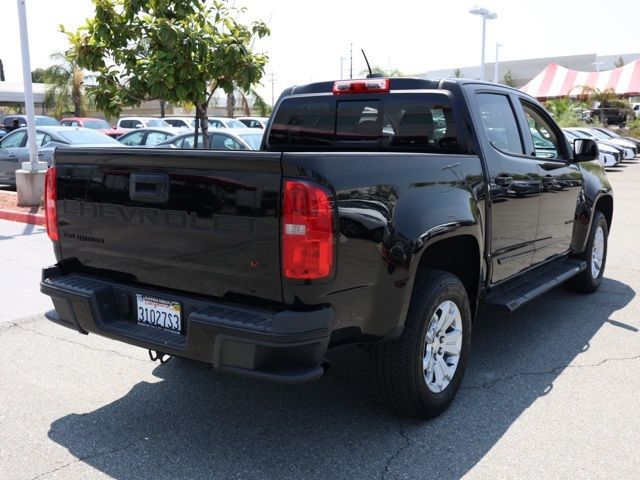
267, 92, 460, 152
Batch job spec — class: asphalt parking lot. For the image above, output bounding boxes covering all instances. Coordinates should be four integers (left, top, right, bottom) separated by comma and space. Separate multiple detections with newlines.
1, 160, 639, 480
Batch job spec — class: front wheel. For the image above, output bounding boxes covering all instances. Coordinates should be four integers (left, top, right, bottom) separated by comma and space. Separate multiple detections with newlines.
370, 270, 472, 418
567, 210, 608, 293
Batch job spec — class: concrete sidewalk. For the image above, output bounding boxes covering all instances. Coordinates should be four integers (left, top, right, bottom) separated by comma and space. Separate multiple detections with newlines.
0, 219, 55, 325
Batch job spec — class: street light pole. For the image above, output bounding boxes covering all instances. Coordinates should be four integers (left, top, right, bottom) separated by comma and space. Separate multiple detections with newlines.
17, 0, 38, 169
15, 0, 47, 207
469, 6, 497, 81
494, 42, 503, 83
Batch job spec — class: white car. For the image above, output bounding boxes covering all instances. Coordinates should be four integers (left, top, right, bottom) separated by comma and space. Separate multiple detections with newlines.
565, 128, 635, 160
116, 117, 175, 131
573, 128, 637, 158
207, 117, 248, 129
564, 129, 620, 167
154, 127, 263, 150
164, 116, 251, 130
237, 116, 270, 129
162, 116, 196, 129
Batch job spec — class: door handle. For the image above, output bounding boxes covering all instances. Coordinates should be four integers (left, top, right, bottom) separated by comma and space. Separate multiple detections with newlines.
129, 173, 169, 203
8, 153, 16, 158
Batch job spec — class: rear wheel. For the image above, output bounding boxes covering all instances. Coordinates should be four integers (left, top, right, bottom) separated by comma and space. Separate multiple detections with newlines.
567, 211, 608, 293
370, 270, 472, 418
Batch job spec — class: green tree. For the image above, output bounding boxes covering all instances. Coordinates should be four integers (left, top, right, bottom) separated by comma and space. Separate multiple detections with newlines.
64, 0, 269, 147
574, 86, 622, 125
544, 97, 587, 127
358, 66, 403, 77
614, 56, 625, 68
227, 87, 271, 117
43, 52, 90, 117
502, 70, 517, 87
452, 68, 463, 78
31, 68, 47, 83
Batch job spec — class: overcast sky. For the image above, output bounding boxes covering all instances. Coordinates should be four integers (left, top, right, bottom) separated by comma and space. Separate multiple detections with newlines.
2, 0, 639, 103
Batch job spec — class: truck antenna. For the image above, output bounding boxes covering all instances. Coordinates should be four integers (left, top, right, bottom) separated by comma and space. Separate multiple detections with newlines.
361, 49, 382, 78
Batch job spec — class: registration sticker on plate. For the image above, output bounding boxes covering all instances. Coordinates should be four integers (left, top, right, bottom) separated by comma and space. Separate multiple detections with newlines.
136, 294, 182, 334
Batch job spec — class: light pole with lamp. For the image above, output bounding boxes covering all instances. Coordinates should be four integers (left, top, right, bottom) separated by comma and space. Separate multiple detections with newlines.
469, 6, 497, 81
493, 42, 503, 83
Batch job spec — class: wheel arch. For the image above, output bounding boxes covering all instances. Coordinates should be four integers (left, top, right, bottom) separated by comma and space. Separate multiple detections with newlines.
412, 233, 483, 318
595, 194, 613, 232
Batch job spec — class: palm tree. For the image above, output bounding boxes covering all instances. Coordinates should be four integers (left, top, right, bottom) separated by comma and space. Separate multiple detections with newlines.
574, 86, 619, 125
43, 52, 91, 117
225, 86, 271, 117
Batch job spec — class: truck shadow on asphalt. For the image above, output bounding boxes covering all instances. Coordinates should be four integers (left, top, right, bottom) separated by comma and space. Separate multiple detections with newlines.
48, 278, 635, 480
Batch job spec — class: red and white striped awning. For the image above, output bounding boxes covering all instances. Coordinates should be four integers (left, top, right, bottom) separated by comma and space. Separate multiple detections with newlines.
520, 59, 640, 99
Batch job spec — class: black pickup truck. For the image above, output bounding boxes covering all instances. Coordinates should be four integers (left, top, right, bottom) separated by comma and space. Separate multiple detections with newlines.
41, 78, 612, 418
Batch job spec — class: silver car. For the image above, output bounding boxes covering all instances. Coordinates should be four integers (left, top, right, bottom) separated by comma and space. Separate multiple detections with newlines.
0, 126, 122, 186
155, 128, 264, 150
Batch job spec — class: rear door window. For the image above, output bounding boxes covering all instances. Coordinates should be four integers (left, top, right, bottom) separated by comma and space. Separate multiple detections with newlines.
211, 134, 243, 150
146, 131, 172, 146
120, 131, 145, 146
476, 93, 524, 155
180, 134, 205, 149
35, 132, 52, 146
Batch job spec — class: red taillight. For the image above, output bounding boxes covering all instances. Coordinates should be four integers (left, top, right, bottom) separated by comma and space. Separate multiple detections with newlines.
282, 180, 334, 280
45, 167, 58, 241
332, 78, 389, 95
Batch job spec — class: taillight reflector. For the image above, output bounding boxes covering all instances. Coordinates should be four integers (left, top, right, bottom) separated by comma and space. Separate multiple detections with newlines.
332, 78, 389, 95
282, 180, 334, 280
45, 167, 58, 241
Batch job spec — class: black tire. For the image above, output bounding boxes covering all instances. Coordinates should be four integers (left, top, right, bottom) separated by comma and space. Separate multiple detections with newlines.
566, 211, 608, 293
370, 270, 472, 419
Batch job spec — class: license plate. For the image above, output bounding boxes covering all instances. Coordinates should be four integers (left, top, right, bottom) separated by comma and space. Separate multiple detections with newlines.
136, 294, 182, 334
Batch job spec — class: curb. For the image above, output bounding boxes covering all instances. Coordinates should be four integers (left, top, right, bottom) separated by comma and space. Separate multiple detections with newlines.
0, 209, 45, 226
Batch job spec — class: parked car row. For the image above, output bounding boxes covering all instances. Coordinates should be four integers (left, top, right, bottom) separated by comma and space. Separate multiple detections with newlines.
0, 119, 268, 186
0, 114, 270, 138
563, 127, 639, 168
0, 126, 121, 187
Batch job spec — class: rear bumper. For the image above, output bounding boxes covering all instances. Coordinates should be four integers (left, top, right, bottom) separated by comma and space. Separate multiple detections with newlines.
40, 266, 333, 384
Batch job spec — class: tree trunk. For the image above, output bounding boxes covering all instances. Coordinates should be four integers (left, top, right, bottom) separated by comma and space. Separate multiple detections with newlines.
72, 68, 84, 117
226, 93, 236, 118
196, 101, 210, 149
193, 110, 200, 149
241, 95, 251, 116
160, 100, 166, 118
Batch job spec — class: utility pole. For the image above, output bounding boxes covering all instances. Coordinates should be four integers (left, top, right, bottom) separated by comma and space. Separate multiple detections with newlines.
493, 43, 503, 83
340, 56, 347, 79
349, 43, 353, 79
269, 72, 276, 107
0, 59, 5, 81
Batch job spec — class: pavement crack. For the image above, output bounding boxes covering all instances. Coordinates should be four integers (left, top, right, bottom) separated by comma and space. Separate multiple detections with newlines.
463, 354, 640, 390
380, 416, 411, 480
25, 435, 155, 480
14, 324, 150, 364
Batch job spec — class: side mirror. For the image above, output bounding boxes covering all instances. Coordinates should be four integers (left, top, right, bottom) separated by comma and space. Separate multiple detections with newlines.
573, 138, 599, 162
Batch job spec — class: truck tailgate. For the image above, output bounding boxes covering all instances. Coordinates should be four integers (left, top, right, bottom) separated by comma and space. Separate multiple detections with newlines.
53, 148, 283, 302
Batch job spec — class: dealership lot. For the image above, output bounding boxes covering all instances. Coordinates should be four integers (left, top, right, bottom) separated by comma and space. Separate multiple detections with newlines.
1, 161, 639, 480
